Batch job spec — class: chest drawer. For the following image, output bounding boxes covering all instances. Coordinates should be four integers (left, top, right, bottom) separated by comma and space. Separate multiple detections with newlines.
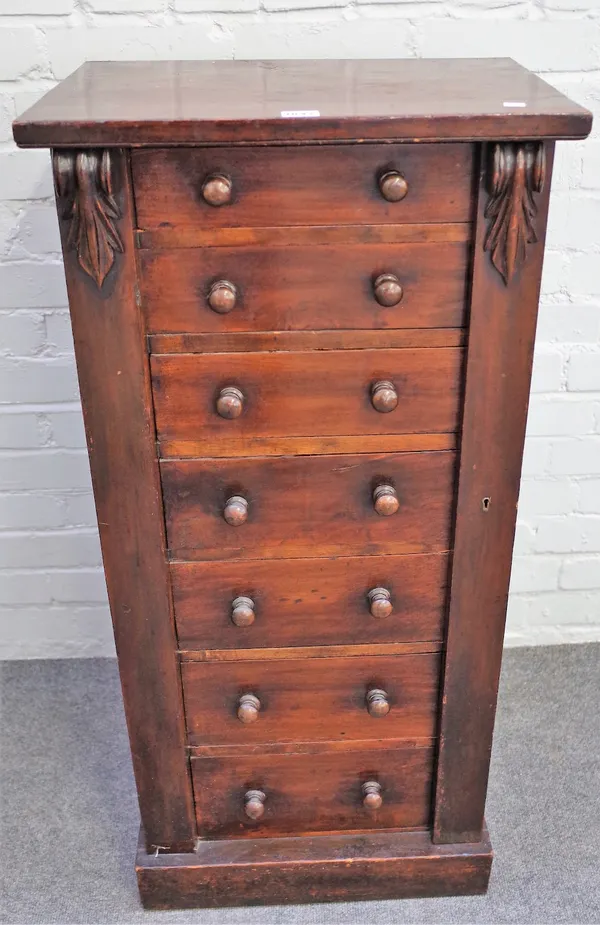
191, 746, 434, 839
140, 242, 469, 334
172, 553, 448, 651
162, 451, 455, 560
181, 653, 440, 747
152, 348, 463, 457
132, 143, 474, 229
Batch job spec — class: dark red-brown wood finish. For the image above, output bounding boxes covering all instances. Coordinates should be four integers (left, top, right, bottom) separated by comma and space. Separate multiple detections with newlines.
136, 826, 493, 909
140, 240, 470, 334
132, 143, 474, 226
51, 149, 196, 854
171, 553, 449, 650
13, 58, 591, 147
433, 141, 555, 845
14, 59, 591, 909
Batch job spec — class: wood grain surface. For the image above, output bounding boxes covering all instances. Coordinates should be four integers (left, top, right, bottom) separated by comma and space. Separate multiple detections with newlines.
149, 327, 467, 354
137, 222, 471, 250
433, 143, 556, 844
15, 59, 590, 148
181, 643, 443, 662
162, 433, 457, 459
181, 652, 441, 746
136, 824, 493, 909
133, 144, 474, 228
141, 242, 469, 334
191, 746, 434, 838
162, 451, 456, 560
52, 149, 196, 853
188, 735, 437, 756
171, 553, 449, 650
151, 348, 464, 454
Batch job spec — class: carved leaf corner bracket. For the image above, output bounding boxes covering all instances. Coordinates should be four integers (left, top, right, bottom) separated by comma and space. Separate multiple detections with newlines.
484, 141, 546, 285
53, 149, 124, 289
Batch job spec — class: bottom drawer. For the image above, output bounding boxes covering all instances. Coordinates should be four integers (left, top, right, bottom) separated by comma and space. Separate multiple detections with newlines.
192, 746, 434, 839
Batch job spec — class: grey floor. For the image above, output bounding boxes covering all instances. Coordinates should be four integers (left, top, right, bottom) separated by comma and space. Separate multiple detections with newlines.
1, 645, 599, 925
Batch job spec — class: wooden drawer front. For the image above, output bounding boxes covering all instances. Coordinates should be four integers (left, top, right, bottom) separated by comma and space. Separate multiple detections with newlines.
191, 747, 434, 839
132, 144, 474, 229
152, 349, 463, 457
141, 243, 469, 334
162, 451, 455, 561
173, 553, 448, 651
182, 653, 440, 746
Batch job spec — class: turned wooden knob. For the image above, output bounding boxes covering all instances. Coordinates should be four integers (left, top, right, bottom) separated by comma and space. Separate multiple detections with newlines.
237, 693, 261, 724
371, 380, 398, 413
373, 484, 399, 517
368, 588, 393, 619
216, 386, 244, 419
244, 789, 266, 820
207, 280, 238, 315
231, 596, 255, 627
202, 173, 232, 207
366, 688, 390, 718
378, 170, 408, 203
224, 495, 248, 526
373, 273, 403, 307
362, 780, 383, 810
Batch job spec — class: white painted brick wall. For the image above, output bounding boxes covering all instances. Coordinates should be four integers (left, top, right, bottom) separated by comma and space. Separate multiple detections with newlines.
0, 1, 599, 658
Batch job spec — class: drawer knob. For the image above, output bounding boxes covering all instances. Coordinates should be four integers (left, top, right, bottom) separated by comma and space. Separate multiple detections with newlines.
373, 273, 403, 307
373, 484, 399, 517
207, 279, 238, 315
371, 380, 398, 413
217, 386, 245, 419
378, 170, 408, 203
244, 789, 266, 821
224, 495, 248, 526
368, 587, 393, 619
231, 595, 255, 627
362, 780, 383, 810
366, 688, 390, 718
202, 173, 232, 207
237, 693, 261, 724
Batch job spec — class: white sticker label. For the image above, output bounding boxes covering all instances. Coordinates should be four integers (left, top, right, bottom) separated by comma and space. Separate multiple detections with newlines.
281, 110, 320, 118
503, 101, 527, 107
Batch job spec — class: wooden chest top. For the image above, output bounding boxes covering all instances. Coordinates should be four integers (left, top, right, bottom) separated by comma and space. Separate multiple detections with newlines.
13, 58, 590, 148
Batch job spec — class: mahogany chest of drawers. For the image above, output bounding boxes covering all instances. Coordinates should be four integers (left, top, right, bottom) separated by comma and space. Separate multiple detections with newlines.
14, 58, 591, 909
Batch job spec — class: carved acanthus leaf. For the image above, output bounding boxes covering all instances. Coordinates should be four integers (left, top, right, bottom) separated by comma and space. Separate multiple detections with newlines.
53, 149, 124, 289
484, 142, 546, 285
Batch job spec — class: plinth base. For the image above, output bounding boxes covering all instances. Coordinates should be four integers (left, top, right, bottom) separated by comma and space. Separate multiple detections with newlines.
136, 825, 493, 909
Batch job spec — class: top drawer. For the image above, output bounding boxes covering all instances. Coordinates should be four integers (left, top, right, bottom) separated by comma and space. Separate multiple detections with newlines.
132, 144, 474, 229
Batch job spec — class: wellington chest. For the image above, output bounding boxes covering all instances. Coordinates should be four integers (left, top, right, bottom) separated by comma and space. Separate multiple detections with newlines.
13, 58, 591, 910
